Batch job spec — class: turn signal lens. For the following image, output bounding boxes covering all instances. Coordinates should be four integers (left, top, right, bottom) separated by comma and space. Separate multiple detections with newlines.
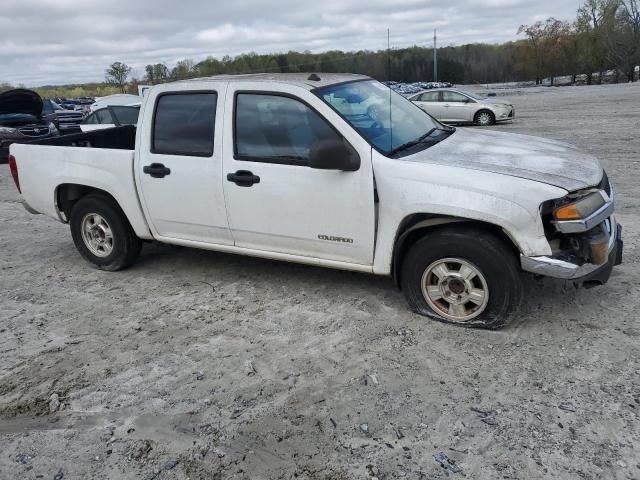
553, 192, 606, 221
554, 203, 580, 220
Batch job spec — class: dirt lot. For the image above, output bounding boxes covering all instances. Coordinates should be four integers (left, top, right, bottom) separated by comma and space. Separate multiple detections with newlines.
1, 83, 639, 480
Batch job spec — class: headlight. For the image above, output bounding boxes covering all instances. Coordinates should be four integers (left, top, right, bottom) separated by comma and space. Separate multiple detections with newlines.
554, 192, 606, 221
0, 126, 17, 134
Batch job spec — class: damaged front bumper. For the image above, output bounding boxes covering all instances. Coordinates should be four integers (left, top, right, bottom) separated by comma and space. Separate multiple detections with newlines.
521, 221, 623, 284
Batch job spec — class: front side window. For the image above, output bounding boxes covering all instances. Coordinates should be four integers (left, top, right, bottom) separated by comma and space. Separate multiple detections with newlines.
316, 80, 448, 156
235, 93, 342, 165
152, 93, 217, 157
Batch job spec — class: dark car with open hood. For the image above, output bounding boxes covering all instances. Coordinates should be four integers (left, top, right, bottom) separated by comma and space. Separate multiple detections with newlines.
0, 89, 59, 163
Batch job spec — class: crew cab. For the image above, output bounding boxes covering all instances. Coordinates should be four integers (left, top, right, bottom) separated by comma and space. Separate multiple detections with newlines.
7, 74, 623, 328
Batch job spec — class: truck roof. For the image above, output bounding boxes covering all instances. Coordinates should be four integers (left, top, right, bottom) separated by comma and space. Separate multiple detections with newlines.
182, 73, 371, 90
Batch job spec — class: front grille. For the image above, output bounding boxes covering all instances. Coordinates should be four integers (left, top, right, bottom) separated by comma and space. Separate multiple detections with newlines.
18, 126, 51, 137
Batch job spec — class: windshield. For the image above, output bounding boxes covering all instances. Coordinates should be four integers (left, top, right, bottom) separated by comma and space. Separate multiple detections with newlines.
315, 80, 445, 156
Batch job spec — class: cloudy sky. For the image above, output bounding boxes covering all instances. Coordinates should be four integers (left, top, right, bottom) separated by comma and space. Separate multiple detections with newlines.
1, 0, 583, 86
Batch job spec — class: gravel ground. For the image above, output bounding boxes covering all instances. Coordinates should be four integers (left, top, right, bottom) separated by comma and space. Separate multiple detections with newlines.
1, 82, 639, 480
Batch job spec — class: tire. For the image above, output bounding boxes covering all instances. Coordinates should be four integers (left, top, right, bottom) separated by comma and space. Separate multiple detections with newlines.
400, 226, 523, 329
69, 193, 142, 271
474, 110, 495, 126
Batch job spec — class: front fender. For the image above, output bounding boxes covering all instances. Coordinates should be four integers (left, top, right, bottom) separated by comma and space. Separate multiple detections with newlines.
372, 154, 567, 275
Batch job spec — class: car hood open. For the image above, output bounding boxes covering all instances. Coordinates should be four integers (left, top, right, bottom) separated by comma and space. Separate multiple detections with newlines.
0, 89, 43, 117
407, 128, 602, 192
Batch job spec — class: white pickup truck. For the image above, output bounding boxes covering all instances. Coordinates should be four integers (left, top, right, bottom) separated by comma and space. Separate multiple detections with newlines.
7, 73, 623, 329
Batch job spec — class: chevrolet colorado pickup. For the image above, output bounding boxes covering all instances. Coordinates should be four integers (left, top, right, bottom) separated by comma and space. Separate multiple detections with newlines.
7, 74, 623, 329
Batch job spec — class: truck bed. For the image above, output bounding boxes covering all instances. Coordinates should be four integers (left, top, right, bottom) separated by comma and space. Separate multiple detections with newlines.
27, 125, 136, 150
10, 125, 151, 240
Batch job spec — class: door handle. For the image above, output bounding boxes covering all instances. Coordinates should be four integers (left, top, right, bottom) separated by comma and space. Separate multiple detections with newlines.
227, 170, 260, 187
143, 163, 171, 178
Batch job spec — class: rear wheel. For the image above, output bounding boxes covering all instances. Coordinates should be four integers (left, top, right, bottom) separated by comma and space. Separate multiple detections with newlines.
70, 194, 141, 271
400, 227, 523, 329
474, 110, 495, 126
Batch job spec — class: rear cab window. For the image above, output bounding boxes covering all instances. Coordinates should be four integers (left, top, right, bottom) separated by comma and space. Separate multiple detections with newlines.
152, 92, 217, 157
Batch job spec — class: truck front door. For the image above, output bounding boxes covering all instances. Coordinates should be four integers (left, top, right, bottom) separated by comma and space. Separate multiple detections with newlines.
136, 88, 233, 246
222, 85, 375, 266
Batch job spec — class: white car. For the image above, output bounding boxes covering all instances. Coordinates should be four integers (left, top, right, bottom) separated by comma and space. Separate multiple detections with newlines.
7, 73, 622, 329
80, 105, 140, 132
89, 94, 141, 113
409, 88, 515, 126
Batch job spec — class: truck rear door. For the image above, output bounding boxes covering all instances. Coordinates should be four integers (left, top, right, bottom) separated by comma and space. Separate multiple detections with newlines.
221, 83, 375, 266
135, 86, 233, 246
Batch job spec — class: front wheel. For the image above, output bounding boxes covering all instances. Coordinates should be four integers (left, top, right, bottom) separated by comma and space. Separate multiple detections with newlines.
70, 194, 141, 271
474, 110, 495, 126
400, 227, 523, 329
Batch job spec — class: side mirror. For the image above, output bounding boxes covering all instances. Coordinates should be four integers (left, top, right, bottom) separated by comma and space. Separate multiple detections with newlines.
309, 139, 360, 172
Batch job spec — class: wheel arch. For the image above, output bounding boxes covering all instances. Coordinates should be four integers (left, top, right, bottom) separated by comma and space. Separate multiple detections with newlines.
56, 184, 116, 221
391, 214, 521, 288
55, 183, 152, 240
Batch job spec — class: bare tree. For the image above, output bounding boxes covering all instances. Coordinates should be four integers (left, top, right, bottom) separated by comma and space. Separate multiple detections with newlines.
518, 18, 573, 84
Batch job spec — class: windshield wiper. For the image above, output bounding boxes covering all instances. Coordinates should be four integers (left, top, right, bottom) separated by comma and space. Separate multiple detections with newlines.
387, 128, 439, 156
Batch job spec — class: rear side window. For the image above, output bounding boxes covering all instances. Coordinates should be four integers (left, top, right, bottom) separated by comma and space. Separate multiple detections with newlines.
152, 93, 217, 157
234, 93, 342, 165
442, 91, 468, 103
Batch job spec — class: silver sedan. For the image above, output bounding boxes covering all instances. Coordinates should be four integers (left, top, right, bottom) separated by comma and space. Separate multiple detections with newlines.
408, 89, 515, 126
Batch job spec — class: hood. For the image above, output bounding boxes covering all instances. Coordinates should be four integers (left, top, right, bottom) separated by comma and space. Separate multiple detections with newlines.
407, 128, 602, 192
0, 89, 43, 117
483, 97, 512, 106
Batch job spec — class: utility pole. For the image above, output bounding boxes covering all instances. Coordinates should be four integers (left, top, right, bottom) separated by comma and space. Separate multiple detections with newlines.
387, 28, 391, 81
433, 29, 437, 83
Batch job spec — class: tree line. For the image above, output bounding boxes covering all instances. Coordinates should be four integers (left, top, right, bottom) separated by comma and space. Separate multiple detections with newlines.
2, 0, 637, 98
136, 0, 638, 87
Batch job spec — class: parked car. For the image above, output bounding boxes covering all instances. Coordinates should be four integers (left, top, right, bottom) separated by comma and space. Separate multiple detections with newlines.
7, 73, 622, 328
408, 88, 514, 126
89, 94, 141, 113
0, 89, 58, 162
80, 105, 140, 132
42, 99, 85, 134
